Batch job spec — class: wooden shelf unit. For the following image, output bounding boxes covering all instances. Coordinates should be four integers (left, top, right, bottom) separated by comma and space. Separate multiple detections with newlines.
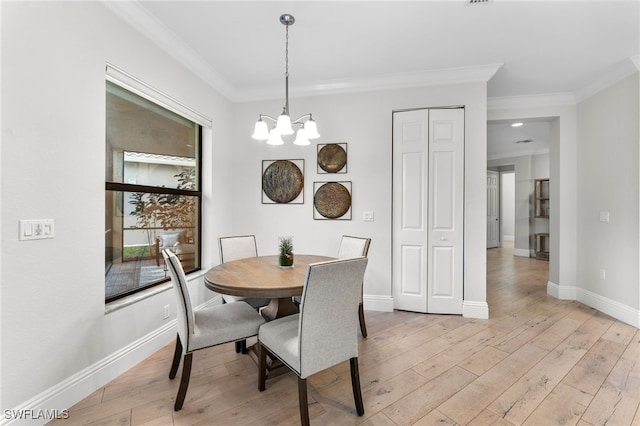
534, 178, 550, 261
535, 233, 549, 261
534, 178, 550, 218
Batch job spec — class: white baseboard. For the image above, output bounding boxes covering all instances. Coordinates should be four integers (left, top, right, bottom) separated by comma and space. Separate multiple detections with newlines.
2, 295, 223, 426
463, 300, 489, 319
547, 281, 639, 328
1, 321, 176, 426
363, 294, 394, 312
503, 235, 515, 241
513, 248, 530, 257
364, 295, 490, 320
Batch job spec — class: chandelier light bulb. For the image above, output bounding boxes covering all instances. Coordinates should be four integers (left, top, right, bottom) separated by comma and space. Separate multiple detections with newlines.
303, 118, 320, 139
266, 128, 285, 145
293, 128, 310, 146
276, 112, 294, 135
252, 118, 270, 140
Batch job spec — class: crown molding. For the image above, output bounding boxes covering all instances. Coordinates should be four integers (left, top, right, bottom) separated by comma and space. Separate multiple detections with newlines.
233, 64, 503, 102
573, 55, 640, 103
102, 0, 236, 100
487, 93, 576, 110
487, 147, 550, 161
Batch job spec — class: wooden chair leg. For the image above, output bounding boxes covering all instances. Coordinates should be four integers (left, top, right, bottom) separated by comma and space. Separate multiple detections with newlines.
174, 353, 192, 411
350, 357, 365, 416
169, 334, 182, 380
358, 303, 367, 338
234, 339, 248, 353
297, 377, 310, 426
258, 343, 267, 392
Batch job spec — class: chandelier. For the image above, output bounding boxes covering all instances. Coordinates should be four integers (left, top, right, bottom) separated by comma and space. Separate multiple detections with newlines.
251, 14, 320, 146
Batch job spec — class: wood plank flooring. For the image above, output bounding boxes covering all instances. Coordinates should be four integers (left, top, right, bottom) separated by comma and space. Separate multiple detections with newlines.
50, 243, 640, 425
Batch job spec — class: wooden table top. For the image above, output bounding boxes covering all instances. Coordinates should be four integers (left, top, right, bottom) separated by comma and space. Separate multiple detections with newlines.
204, 254, 334, 299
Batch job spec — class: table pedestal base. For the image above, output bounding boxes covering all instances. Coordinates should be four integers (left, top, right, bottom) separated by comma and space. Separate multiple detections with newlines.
260, 296, 299, 321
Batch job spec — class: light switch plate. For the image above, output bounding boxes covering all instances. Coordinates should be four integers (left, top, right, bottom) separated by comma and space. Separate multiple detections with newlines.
599, 211, 610, 222
19, 219, 55, 241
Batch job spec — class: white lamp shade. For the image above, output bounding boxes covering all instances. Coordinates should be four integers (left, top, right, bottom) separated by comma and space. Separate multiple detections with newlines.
252, 119, 270, 140
293, 128, 310, 146
276, 113, 294, 135
304, 119, 320, 139
266, 129, 284, 145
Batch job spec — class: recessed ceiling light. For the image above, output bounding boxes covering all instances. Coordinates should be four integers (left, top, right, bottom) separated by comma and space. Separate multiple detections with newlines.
511, 122, 523, 127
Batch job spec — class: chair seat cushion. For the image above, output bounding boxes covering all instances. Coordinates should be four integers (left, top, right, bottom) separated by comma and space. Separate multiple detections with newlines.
189, 302, 265, 352
258, 314, 301, 373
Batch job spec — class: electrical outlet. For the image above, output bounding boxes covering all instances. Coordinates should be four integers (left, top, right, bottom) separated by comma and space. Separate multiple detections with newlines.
599, 269, 606, 280
163, 305, 170, 319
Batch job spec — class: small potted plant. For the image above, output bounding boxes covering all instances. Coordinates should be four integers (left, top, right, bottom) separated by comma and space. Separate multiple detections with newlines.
278, 236, 294, 268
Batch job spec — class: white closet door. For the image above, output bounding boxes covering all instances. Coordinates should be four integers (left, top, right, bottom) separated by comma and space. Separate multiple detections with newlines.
392, 109, 429, 312
392, 108, 464, 314
427, 108, 464, 314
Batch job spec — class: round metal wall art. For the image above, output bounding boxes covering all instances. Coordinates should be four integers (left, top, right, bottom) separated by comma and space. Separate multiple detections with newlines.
317, 143, 347, 173
262, 160, 304, 203
314, 182, 351, 218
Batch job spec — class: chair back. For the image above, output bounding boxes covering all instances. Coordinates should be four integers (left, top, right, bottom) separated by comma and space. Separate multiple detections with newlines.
338, 235, 371, 258
219, 235, 258, 263
297, 257, 368, 377
162, 249, 194, 352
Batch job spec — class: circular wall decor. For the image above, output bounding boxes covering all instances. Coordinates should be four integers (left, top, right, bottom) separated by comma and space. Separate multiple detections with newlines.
317, 143, 347, 173
262, 160, 304, 203
314, 182, 351, 218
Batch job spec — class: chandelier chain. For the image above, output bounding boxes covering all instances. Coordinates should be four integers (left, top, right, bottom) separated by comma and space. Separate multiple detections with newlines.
285, 24, 289, 79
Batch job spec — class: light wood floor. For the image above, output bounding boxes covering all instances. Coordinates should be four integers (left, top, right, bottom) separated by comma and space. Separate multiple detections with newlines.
51, 243, 639, 425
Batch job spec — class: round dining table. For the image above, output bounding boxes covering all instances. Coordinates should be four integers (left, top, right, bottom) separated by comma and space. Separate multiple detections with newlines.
204, 254, 333, 321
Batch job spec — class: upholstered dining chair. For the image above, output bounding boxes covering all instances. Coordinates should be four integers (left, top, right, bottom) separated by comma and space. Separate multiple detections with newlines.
218, 235, 270, 353
258, 257, 368, 426
338, 235, 371, 337
294, 235, 371, 337
163, 249, 265, 411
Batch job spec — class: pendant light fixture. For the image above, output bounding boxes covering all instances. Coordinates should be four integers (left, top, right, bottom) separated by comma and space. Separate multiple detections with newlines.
252, 14, 320, 146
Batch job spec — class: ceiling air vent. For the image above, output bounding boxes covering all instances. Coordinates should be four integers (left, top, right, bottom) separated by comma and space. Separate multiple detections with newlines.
469, 0, 490, 3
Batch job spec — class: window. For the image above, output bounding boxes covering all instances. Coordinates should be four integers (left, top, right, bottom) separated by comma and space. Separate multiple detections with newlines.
105, 80, 202, 302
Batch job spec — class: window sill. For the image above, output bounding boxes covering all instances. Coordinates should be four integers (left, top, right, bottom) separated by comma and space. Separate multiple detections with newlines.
104, 269, 205, 314
105, 282, 172, 314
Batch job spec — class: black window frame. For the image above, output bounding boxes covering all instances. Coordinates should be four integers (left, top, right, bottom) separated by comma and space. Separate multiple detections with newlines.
105, 83, 203, 303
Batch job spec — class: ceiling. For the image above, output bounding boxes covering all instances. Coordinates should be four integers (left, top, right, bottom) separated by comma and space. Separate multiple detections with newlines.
487, 118, 553, 160
107, 1, 639, 157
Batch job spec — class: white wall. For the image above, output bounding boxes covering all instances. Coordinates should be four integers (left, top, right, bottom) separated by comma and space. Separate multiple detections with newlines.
1, 1, 234, 414
576, 73, 639, 317
230, 83, 489, 316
